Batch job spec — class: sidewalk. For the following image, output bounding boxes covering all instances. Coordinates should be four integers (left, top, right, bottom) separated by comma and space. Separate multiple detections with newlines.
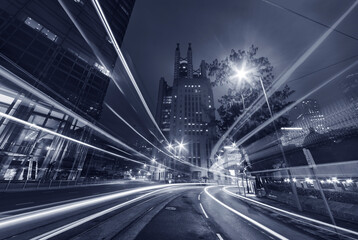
225, 187, 358, 233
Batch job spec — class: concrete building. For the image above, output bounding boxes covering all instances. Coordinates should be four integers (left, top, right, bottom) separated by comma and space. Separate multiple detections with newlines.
168, 43, 216, 179
0, 0, 135, 180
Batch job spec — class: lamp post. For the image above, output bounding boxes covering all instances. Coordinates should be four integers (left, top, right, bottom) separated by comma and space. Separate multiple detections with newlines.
232, 65, 303, 211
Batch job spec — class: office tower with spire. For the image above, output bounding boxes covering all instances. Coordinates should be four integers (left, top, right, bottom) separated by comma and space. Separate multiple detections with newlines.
167, 43, 216, 179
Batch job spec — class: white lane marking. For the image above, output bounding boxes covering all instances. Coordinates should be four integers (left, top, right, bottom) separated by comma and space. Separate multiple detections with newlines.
200, 203, 209, 218
15, 202, 34, 206
223, 186, 358, 237
216, 233, 224, 240
205, 186, 288, 240
198, 194, 201, 201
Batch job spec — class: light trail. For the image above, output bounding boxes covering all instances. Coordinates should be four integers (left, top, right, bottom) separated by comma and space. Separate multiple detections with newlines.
0, 65, 149, 157
209, 0, 358, 166
0, 111, 163, 171
231, 60, 358, 151
105, 103, 178, 161
30, 185, 203, 240
204, 186, 288, 240
30, 192, 160, 240
61, 0, 213, 174
249, 159, 358, 175
0, 185, 168, 229
0, 183, 207, 230
57, 1, 172, 166
0, 7, 247, 181
223, 186, 358, 238
104, 103, 227, 176
91, 0, 169, 145
212, 55, 358, 171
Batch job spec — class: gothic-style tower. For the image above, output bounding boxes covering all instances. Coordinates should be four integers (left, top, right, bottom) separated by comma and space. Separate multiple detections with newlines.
187, 43, 193, 78
169, 43, 216, 180
200, 60, 207, 78
174, 43, 180, 79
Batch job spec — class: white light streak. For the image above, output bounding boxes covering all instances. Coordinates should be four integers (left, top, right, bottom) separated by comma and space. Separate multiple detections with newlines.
205, 186, 288, 240
0, 111, 162, 171
30, 186, 198, 240
0, 66, 143, 157
105, 103, 185, 163
0, 185, 167, 229
0, 184, 209, 231
91, 0, 168, 145
280, 127, 303, 131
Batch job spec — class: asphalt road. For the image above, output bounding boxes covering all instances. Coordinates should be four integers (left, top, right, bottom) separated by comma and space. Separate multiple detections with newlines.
1, 184, 357, 240
0, 180, 157, 213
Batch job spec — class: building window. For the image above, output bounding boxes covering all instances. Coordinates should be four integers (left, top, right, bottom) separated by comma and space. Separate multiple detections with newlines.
24, 17, 58, 42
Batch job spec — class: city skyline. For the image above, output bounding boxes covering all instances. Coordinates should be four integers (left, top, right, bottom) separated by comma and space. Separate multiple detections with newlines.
0, 1, 358, 239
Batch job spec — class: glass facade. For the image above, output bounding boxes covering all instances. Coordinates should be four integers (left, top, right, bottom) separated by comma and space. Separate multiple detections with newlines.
0, 0, 136, 180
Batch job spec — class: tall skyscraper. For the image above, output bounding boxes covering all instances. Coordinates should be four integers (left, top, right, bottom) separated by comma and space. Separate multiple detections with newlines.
0, 0, 135, 180
282, 99, 326, 146
167, 43, 216, 179
155, 77, 172, 138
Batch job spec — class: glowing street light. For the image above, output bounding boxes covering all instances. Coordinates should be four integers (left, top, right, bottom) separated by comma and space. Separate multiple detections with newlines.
231, 62, 255, 83
151, 157, 156, 163
176, 140, 186, 152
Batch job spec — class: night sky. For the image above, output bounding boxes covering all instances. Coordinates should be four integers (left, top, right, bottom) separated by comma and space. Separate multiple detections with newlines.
121, 0, 358, 111
100, 0, 358, 145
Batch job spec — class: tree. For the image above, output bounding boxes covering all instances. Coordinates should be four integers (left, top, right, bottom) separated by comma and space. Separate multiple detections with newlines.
208, 45, 294, 143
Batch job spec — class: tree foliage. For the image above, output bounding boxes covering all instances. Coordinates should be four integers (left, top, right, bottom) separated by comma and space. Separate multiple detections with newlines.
208, 45, 294, 143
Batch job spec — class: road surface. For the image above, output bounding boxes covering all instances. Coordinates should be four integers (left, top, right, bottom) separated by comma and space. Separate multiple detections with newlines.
1, 184, 357, 240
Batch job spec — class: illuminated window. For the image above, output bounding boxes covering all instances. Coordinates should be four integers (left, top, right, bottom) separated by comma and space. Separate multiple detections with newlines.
24, 17, 58, 42
0, 93, 14, 105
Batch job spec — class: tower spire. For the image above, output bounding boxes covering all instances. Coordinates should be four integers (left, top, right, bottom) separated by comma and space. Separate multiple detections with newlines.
187, 43, 193, 78
200, 60, 207, 78
174, 43, 180, 79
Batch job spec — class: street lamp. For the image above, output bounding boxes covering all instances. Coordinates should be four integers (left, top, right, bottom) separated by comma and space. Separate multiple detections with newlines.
178, 141, 185, 151
232, 63, 303, 211
233, 67, 273, 117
